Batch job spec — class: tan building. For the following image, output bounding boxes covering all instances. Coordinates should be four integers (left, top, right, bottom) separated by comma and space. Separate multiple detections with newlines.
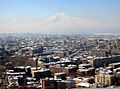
49, 65, 77, 77
95, 74, 115, 86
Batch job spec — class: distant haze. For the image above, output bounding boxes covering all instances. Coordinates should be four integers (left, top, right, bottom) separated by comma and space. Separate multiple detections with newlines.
0, 0, 120, 34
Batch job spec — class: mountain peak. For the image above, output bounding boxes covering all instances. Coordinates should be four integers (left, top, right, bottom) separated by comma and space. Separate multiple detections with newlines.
47, 12, 71, 23
55, 12, 69, 17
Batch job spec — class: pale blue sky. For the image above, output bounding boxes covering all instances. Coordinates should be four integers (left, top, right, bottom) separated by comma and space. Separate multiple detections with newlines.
0, 0, 120, 33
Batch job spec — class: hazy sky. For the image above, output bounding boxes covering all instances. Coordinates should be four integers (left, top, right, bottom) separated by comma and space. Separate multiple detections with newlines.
0, 0, 120, 34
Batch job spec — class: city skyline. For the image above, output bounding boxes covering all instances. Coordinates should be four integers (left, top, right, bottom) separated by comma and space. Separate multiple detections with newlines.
0, 0, 120, 34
